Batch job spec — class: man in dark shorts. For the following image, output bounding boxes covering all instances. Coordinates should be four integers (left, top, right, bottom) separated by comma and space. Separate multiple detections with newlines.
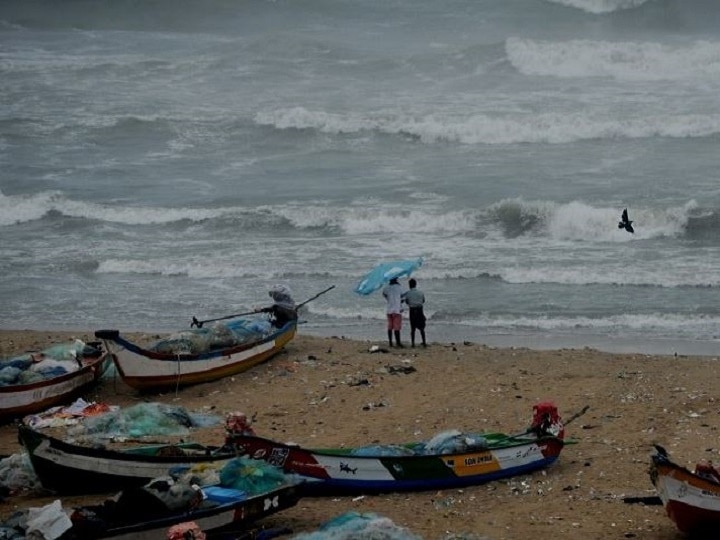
402, 278, 426, 347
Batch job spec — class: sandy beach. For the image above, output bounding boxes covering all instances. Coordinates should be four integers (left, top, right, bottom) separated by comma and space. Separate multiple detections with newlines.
1, 328, 717, 540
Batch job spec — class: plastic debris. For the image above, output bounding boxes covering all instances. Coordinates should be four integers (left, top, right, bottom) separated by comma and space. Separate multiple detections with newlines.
167, 522, 206, 540
0, 453, 42, 495
26, 500, 72, 540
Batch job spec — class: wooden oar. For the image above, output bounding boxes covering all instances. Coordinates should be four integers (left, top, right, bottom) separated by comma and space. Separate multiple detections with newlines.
191, 310, 258, 328
190, 285, 336, 328
296, 285, 335, 309
500, 404, 590, 442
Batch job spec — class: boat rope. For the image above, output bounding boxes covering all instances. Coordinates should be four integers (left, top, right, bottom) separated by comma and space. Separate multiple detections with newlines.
175, 353, 182, 397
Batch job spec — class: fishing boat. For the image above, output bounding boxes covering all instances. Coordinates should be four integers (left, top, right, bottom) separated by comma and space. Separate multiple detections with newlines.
0, 341, 110, 423
18, 423, 240, 494
650, 444, 720, 536
227, 402, 570, 494
21, 402, 573, 497
61, 482, 301, 540
94, 319, 296, 392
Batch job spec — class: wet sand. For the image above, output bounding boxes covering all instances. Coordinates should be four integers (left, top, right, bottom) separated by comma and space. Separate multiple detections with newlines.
1, 329, 714, 539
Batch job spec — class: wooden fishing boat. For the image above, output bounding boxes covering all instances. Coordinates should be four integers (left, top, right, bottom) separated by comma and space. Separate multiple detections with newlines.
0, 342, 110, 423
61, 482, 301, 540
18, 423, 240, 494
94, 319, 296, 391
650, 444, 720, 536
21, 402, 571, 497
227, 402, 568, 494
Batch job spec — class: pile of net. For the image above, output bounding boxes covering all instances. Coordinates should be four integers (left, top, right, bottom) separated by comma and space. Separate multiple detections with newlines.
291, 512, 421, 540
350, 430, 488, 457
68, 402, 220, 440
0, 340, 102, 386
149, 318, 272, 355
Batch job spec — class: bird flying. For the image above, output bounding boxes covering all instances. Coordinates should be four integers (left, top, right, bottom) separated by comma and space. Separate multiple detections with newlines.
618, 208, 634, 234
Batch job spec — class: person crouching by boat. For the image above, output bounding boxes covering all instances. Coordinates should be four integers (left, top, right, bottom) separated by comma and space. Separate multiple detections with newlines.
258, 284, 298, 328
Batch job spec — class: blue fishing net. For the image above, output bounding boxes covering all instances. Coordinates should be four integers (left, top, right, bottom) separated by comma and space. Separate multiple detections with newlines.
150, 318, 272, 355
0, 341, 88, 386
218, 457, 290, 496
350, 444, 415, 457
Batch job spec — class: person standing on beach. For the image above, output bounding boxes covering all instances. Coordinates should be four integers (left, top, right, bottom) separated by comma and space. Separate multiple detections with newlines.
382, 277, 404, 347
402, 278, 427, 347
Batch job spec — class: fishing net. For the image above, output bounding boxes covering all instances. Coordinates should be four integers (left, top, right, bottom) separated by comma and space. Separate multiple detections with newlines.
218, 457, 289, 496
291, 512, 421, 540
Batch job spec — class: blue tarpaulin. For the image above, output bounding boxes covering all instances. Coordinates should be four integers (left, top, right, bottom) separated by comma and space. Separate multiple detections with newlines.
353, 258, 423, 296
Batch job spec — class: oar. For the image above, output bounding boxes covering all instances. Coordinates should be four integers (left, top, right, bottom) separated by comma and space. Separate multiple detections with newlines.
501, 404, 590, 442
190, 285, 335, 328
564, 405, 590, 426
296, 285, 336, 309
191, 310, 258, 328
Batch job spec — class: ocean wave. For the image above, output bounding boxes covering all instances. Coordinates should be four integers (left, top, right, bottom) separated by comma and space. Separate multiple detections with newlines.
458, 312, 720, 334
4, 190, 716, 249
255, 106, 720, 144
96, 258, 357, 280
0, 190, 481, 237
96, 259, 254, 278
0, 190, 233, 226
499, 266, 720, 288
307, 308, 720, 339
506, 37, 720, 81
488, 198, 695, 241
543, 0, 652, 14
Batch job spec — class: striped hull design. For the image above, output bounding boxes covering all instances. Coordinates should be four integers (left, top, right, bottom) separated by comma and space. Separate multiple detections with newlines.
96, 322, 296, 391
230, 434, 564, 494
651, 449, 720, 535
18, 424, 236, 494
0, 356, 110, 423
69, 484, 301, 540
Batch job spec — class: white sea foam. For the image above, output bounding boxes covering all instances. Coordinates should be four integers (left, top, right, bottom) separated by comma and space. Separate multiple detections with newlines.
96, 258, 355, 280
303, 303, 385, 322
500, 265, 720, 288
0, 189, 475, 235
462, 312, 720, 336
255, 106, 720, 145
544, 0, 652, 14
0, 190, 56, 226
0, 190, 233, 226
506, 37, 720, 81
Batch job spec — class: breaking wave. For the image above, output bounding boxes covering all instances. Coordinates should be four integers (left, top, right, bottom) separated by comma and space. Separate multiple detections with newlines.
0, 190, 478, 235
254, 107, 720, 145
488, 198, 695, 241
543, 0, 653, 14
506, 37, 720, 81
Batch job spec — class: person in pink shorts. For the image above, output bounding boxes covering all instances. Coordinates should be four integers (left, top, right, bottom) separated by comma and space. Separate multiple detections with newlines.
382, 277, 404, 347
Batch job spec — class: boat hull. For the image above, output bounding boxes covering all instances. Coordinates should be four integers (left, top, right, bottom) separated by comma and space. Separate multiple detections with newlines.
229, 434, 564, 494
19, 424, 237, 494
63, 483, 301, 540
0, 356, 110, 423
96, 322, 296, 391
651, 450, 720, 535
